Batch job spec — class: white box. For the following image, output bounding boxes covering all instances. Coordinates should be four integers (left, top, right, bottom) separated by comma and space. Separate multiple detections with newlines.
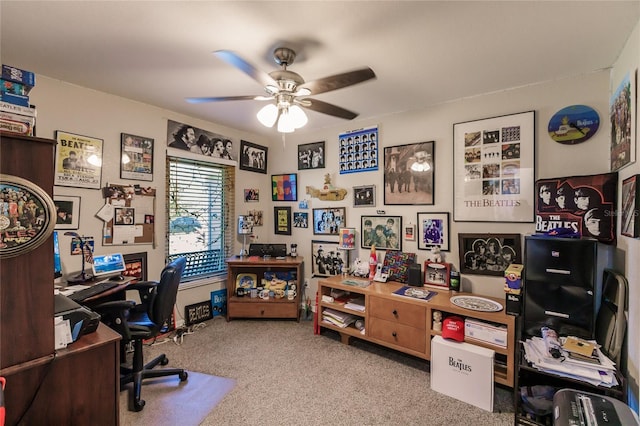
431, 335, 495, 412
464, 318, 508, 348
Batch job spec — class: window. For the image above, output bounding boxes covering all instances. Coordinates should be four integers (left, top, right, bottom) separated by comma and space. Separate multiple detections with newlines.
167, 156, 234, 281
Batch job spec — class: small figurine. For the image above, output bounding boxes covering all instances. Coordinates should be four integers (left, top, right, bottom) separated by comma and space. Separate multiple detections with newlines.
433, 310, 442, 332
427, 246, 442, 263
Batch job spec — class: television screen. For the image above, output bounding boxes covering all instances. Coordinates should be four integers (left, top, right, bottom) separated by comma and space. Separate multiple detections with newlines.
53, 231, 62, 279
92, 253, 126, 277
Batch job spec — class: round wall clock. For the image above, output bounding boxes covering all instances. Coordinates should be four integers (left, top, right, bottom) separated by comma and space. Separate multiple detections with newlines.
548, 105, 600, 145
0, 174, 56, 258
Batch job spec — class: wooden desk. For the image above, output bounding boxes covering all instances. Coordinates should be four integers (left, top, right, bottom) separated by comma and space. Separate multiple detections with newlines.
0, 323, 121, 425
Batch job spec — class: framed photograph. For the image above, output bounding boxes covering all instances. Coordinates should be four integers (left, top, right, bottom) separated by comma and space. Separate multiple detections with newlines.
417, 212, 450, 251
453, 111, 535, 222
621, 174, 640, 238
610, 71, 636, 172
423, 261, 451, 289
54, 130, 103, 189
360, 215, 402, 250
353, 185, 376, 207
384, 141, 435, 205
312, 207, 346, 236
167, 119, 235, 160
274, 206, 292, 235
311, 240, 348, 278
298, 141, 325, 170
120, 133, 154, 181
123, 252, 148, 282
293, 212, 309, 228
114, 207, 135, 225
53, 195, 81, 230
404, 224, 416, 241
339, 126, 379, 174
239, 140, 268, 174
272, 173, 298, 201
244, 188, 259, 202
458, 233, 522, 276
247, 210, 263, 226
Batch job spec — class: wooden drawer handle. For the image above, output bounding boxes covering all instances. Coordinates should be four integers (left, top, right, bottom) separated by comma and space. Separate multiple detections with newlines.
392, 331, 397, 338
392, 309, 398, 316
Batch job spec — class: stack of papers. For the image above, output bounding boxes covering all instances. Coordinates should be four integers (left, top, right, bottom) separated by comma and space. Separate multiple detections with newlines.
523, 336, 618, 388
344, 296, 365, 312
322, 308, 358, 328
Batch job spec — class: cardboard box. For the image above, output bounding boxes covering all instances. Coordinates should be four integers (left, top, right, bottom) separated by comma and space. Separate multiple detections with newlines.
431, 335, 495, 412
464, 318, 507, 348
505, 292, 522, 316
504, 263, 524, 293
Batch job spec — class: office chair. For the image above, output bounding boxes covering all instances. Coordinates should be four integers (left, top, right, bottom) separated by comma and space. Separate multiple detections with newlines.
95, 257, 188, 411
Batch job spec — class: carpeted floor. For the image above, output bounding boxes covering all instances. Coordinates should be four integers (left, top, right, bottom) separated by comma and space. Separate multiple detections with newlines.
120, 318, 516, 425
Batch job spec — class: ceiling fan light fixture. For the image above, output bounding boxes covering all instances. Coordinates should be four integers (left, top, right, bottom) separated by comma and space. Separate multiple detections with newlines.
289, 105, 308, 129
294, 87, 311, 97
277, 108, 295, 133
257, 103, 278, 127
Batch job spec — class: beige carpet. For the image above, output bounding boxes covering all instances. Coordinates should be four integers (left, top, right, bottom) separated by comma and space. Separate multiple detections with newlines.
119, 370, 235, 426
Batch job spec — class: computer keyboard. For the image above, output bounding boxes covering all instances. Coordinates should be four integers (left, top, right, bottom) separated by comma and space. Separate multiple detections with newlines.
68, 281, 120, 302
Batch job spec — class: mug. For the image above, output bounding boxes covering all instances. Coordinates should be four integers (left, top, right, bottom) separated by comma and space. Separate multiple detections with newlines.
259, 289, 270, 299
286, 289, 297, 300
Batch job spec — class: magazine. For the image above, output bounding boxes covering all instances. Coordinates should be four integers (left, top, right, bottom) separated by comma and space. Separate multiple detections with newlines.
392, 286, 437, 301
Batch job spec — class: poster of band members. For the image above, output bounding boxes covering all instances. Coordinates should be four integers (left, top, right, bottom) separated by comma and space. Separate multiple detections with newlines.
610, 71, 636, 172
535, 172, 618, 245
384, 141, 435, 205
453, 111, 535, 222
54, 131, 103, 189
339, 126, 378, 174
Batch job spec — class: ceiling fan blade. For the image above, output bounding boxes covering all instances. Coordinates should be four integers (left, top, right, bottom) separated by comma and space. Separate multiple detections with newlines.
301, 98, 359, 120
214, 50, 277, 88
186, 95, 271, 104
299, 68, 376, 96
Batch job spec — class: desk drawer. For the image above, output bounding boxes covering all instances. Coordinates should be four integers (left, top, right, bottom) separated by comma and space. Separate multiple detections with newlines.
369, 317, 427, 354
228, 301, 297, 319
369, 296, 426, 329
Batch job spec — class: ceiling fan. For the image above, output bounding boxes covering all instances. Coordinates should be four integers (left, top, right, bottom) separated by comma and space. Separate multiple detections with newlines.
186, 47, 376, 133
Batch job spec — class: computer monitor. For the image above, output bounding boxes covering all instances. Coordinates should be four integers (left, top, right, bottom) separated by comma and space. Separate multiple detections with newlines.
92, 253, 126, 278
53, 231, 62, 279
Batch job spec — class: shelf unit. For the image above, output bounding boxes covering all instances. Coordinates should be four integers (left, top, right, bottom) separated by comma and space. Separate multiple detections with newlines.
226, 256, 304, 321
318, 275, 516, 387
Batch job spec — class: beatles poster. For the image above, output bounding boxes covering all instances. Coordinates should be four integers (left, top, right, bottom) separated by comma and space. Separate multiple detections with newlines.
535, 172, 618, 245
339, 126, 378, 174
54, 131, 103, 189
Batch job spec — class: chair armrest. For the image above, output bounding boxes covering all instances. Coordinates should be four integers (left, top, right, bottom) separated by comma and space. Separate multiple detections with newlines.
93, 299, 137, 341
93, 299, 136, 312
126, 280, 159, 307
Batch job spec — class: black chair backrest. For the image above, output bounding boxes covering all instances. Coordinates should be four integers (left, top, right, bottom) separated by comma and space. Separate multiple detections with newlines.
150, 257, 186, 326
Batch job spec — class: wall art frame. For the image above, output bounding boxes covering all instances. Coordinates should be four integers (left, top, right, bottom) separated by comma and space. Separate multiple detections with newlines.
167, 119, 235, 161
360, 215, 402, 250
120, 132, 154, 181
417, 212, 450, 251
53, 195, 81, 230
239, 140, 268, 174
458, 233, 522, 276
54, 130, 104, 189
271, 173, 298, 201
453, 111, 535, 222
274, 206, 292, 235
311, 240, 348, 278
353, 184, 376, 207
339, 126, 379, 174
312, 207, 346, 236
123, 252, 148, 282
298, 141, 325, 170
621, 174, 640, 238
293, 212, 308, 228
383, 141, 435, 205
610, 71, 636, 172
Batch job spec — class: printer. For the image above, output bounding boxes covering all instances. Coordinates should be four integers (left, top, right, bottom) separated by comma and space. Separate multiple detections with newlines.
54, 293, 101, 342
553, 389, 639, 425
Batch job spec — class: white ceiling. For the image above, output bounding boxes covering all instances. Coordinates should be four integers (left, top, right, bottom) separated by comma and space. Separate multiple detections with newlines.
2, 1, 638, 137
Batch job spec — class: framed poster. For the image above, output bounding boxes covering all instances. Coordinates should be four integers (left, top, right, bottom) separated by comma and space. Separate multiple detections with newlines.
621, 174, 640, 238
274, 206, 291, 235
458, 233, 521, 276
167, 119, 234, 160
293, 212, 308, 228
121, 133, 154, 181
311, 240, 347, 278
353, 185, 376, 207
453, 111, 535, 222
360, 215, 402, 250
298, 141, 325, 170
54, 130, 104, 189
312, 207, 346, 236
123, 252, 148, 282
53, 195, 81, 230
339, 126, 378, 174
239, 140, 268, 174
610, 71, 636, 172
271, 173, 297, 201
417, 212, 450, 251
384, 141, 435, 205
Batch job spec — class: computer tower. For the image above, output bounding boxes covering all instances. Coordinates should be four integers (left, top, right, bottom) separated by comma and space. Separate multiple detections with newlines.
522, 235, 612, 340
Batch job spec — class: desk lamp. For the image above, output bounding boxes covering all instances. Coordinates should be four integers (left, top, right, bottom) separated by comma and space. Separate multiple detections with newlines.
237, 215, 253, 257
64, 231, 94, 283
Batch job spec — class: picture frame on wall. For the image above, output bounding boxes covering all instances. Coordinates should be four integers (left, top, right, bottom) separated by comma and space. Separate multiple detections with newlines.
311, 240, 348, 278
239, 140, 268, 174
271, 173, 298, 201
339, 126, 379, 174
274, 206, 292, 235
54, 130, 104, 189
453, 111, 535, 222
383, 141, 435, 205
120, 133, 154, 181
417, 212, 450, 251
610, 71, 636, 172
298, 141, 325, 170
293, 212, 309, 228
360, 215, 402, 250
123, 252, 148, 282
458, 233, 522, 276
53, 195, 81, 230
312, 207, 346, 236
353, 185, 376, 207
621, 174, 640, 238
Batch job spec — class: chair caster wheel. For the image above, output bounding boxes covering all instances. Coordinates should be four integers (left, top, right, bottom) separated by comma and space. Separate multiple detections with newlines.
179, 371, 188, 381
133, 399, 146, 411
160, 356, 169, 366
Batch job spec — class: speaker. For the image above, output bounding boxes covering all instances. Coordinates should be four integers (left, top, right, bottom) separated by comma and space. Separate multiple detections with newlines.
407, 264, 422, 286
